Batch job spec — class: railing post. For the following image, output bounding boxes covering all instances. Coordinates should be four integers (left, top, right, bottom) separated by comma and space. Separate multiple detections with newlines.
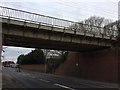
38, 22, 41, 29
63, 27, 66, 33
103, 26, 107, 38
23, 20, 27, 27
74, 23, 77, 34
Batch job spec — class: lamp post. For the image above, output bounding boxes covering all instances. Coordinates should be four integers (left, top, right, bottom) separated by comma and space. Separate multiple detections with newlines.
45, 58, 47, 73
17, 51, 21, 72
19, 59, 21, 72
44, 49, 48, 73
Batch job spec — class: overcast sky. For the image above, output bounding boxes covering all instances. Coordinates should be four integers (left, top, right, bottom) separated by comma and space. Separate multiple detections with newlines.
1, 0, 119, 63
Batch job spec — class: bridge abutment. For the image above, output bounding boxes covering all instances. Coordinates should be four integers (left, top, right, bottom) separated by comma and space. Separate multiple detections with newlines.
77, 47, 119, 83
55, 47, 119, 83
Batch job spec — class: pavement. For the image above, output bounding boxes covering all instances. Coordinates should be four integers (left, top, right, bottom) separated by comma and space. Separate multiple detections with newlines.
2, 67, 120, 90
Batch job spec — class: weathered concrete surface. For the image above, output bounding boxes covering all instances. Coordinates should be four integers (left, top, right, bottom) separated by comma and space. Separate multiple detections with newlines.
2, 18, 116, 52
55, 47, 119, 83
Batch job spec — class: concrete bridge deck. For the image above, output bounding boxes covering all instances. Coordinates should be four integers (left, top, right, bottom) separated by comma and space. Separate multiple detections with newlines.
0, 6, 118, 51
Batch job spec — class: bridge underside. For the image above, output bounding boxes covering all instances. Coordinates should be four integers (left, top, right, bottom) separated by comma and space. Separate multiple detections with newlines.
3, 34, 110, 52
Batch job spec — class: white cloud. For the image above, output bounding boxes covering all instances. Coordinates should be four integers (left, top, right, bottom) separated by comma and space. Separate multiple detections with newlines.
2, 46, 34, 62
1, 0, 119, 2
0, 1, 117, 21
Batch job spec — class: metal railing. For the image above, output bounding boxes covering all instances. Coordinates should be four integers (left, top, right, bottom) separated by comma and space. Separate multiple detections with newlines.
0, 6, 118, 39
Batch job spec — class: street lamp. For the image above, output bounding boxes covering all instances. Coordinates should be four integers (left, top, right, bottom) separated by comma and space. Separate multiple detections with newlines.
16, 51, 21, 72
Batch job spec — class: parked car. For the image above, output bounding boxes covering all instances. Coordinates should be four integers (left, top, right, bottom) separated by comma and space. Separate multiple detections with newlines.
10, 64, 18, 68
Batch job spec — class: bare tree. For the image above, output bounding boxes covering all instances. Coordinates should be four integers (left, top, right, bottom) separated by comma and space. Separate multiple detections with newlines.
83, 16, 112, 27
1, 46, 8, 61
68, 16, 114, 36
42, 49, 68, 73
83, 16, 114, 36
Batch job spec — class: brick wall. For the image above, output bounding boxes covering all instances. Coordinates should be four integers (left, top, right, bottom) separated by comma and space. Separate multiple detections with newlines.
21, 64, 46, 73
55, 48, 119, 83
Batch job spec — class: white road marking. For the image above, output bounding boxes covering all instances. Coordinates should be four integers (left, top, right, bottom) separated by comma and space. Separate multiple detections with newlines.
28, 75, 36, 79
39, 79, 50, 83
54, 83, 75, 90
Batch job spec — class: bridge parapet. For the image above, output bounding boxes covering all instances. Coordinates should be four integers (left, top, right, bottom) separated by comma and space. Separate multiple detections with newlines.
0, 6, 118, 40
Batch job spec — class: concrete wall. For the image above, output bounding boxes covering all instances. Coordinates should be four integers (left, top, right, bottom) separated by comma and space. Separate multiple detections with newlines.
55, 47, 119, 83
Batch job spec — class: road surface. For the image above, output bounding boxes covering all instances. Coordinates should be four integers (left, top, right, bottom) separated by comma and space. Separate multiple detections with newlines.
2, 67, 118, 89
